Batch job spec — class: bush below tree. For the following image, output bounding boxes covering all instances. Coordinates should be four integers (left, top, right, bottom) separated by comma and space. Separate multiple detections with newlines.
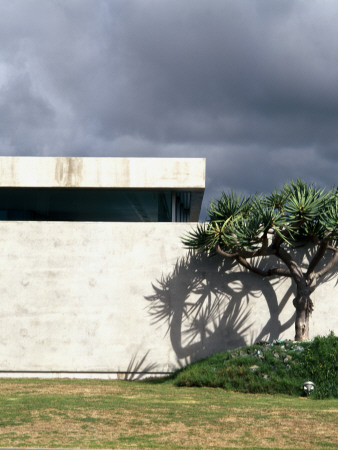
171, 333, 337, 399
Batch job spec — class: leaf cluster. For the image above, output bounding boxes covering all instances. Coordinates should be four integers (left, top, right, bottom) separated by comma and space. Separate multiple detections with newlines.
183, 179, 337, 255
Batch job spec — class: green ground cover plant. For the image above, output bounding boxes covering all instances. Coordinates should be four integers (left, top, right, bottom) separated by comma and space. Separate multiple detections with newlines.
0, 377, 337, 448
173, 333, 338, 399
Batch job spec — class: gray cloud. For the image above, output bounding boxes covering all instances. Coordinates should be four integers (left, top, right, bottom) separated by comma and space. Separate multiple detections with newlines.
0, 0, 337, 216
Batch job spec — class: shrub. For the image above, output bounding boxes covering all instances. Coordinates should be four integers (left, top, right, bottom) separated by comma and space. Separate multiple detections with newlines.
173, 334, 337, 398
297, 332, 337, 399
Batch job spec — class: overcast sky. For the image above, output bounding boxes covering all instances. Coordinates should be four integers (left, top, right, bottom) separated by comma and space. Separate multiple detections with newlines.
1, 0, 337, 217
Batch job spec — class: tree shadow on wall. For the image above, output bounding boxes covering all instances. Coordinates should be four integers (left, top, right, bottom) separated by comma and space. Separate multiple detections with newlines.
121, 350, 159, 380
145, 252, 295, 367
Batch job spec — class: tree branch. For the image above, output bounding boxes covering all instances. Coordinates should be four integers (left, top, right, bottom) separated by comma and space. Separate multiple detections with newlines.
306, 240, 329, 277
215, 244, 238, 258
276, 247, 305, 288
272, 232, 283, 250
236, 256, 292, 278
313, 250, 338, 280
215, 237, 274, 260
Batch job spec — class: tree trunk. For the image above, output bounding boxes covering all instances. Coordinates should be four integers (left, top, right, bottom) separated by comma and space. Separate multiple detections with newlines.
293, 294, 313, 341
294, 304, 310, 341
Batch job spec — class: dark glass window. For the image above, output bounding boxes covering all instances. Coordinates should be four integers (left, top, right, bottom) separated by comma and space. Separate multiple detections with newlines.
0, 188, 172, 222
174, 192, 191, 222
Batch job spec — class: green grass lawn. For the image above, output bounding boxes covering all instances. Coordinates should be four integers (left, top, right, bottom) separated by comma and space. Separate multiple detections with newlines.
0, 378, 337, 448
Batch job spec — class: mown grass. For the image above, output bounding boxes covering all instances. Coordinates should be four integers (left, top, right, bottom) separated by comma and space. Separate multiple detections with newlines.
0, 335, 336, 447
0, 377, 337, 448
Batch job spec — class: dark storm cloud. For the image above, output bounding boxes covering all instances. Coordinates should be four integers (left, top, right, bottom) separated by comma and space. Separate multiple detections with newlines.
0, 0, 337, 215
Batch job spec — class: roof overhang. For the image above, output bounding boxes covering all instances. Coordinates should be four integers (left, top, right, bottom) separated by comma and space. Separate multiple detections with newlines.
0, 157, 205, 221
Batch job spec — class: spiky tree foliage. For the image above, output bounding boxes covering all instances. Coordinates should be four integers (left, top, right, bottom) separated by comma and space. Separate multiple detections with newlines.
183, 180, 338, 341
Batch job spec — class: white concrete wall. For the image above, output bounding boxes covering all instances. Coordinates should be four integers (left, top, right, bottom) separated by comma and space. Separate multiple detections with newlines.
0, 222, 336, 378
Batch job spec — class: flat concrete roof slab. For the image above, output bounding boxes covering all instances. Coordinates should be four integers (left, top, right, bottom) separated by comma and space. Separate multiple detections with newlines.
0, 157, 205, 190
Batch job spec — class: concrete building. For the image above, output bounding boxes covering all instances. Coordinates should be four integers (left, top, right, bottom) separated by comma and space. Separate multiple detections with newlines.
0, 157, 205, 222
0, 156, 336, 379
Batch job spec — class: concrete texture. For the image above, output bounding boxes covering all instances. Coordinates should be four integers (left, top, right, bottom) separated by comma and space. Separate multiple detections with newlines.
0, 222, 336, 378
0, 157, 205, 189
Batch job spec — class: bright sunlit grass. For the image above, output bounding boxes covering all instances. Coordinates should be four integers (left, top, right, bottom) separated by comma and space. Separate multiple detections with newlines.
0, 378, 337, 448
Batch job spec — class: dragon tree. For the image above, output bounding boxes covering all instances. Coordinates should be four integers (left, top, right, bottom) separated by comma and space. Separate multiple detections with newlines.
183, 180, 337, 341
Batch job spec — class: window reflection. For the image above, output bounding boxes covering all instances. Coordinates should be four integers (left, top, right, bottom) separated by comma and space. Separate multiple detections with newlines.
0, 188, 190, 222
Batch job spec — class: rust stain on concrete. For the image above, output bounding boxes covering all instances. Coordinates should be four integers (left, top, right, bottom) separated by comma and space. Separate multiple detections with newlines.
55, 157, 84, 187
